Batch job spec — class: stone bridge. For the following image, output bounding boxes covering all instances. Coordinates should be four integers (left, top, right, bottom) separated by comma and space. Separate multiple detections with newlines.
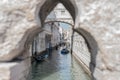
0, 0, 120, 80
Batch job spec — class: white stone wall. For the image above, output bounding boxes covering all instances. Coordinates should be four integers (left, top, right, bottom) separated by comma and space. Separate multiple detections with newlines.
31, 32, 46, 55
74, 0, 120, 79
0, 0, 120, 80
37, 32, 46, 53
44, 24, 52, 33
73, 32, 90, 68
0, 58, 31, 80
54, 3, 73, 24
51, 24, 61, 47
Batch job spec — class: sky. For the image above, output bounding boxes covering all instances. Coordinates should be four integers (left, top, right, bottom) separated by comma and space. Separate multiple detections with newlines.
60, 23, 71, 30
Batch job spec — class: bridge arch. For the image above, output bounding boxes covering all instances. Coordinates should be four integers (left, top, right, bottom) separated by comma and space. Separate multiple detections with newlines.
38, 0, 77, 26
24, 0, 77, 53
74, 27, 99, 80
45, 20, 74, 27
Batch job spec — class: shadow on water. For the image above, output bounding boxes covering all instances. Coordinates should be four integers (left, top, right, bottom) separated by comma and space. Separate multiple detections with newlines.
31, 62, 60, 80
30, 51, 60, 80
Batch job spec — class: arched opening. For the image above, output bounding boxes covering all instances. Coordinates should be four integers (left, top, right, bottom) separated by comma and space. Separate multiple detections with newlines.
0, 0, 99, 80
24, 0, 77, 53
26, 1, 98, 80
39, 0, 76, 26
74, 28, 99, 80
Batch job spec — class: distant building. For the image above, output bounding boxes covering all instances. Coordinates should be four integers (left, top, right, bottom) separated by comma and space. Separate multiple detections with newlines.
54, 3, 73, 24
30, 11, 61, 55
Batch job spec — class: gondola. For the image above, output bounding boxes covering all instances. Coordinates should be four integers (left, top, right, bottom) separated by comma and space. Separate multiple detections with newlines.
61, 48, 69, 54
34, 54, 48, 62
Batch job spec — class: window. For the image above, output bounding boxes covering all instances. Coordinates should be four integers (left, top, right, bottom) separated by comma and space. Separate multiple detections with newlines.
61, 10, 65, 15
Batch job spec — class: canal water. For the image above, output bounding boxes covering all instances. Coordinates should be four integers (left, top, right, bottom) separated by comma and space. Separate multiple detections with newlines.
29, 48, 91, 80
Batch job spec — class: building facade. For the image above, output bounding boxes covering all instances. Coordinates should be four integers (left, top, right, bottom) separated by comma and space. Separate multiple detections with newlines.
30, 11, 61, 56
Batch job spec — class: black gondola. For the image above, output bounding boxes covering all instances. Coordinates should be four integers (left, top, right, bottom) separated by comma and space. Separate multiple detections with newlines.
61, 48, 69, 54
33, 53, 48, 62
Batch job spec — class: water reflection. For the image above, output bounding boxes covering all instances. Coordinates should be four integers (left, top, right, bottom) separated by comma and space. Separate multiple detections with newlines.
29, 48, 91, 80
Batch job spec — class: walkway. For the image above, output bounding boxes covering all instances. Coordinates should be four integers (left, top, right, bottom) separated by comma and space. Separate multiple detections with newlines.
29, 48, 91, 80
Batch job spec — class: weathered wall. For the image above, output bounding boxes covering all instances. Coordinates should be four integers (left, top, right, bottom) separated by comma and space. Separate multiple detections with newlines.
74, 0, 120, 80
72, 32, 91, 76
0, 0, 120, 80
73, 32, 90, 68
0, 58, 31, 80
0, 0, 46, 61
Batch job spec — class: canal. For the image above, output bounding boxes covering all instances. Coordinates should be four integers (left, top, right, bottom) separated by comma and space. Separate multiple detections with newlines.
29, 48, 91, 80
